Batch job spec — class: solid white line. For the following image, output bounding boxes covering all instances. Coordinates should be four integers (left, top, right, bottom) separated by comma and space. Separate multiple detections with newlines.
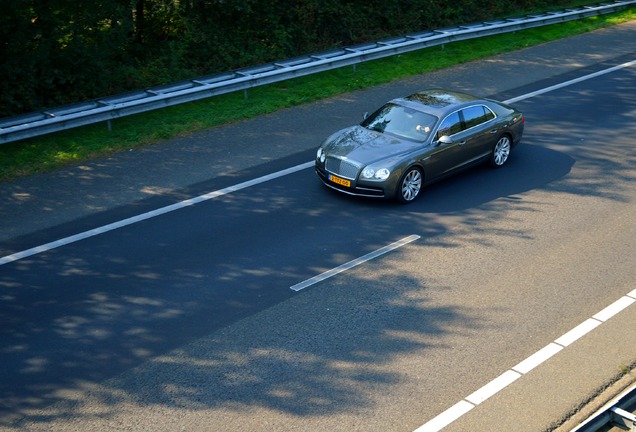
593, 296, 635, 322
289, 234, 420, 291
409, 59, 636, 431
3, 60, 634, 266
413, 289, 636, 431
512, 343, 563, 374
414, 401, 475, 432
465, 370, 521, 405
503, 59, 636, 104
0, 161, 314, 266
554, 318, 602, 347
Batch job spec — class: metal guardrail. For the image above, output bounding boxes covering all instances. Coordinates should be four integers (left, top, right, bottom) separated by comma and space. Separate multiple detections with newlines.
1, 0, 635, 145
572, 382, 636, 431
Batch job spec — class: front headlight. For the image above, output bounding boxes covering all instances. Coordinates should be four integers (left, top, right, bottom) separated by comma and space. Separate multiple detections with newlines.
375, 168, 390, 180
361, 167, 390, 180
316, 148, 326, 163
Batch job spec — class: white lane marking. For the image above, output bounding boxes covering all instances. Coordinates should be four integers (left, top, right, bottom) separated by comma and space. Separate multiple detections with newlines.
289, 235, 420, 291
465, 370, 522, 405
0, 162, 314, 266
554, 319, 602, 347
594, 296, 635, 321
414, 401, 475, 432
512, 343, 563, 374
413, 290, 636, 432
503, 59, 636, 104
2, 60, 634, 266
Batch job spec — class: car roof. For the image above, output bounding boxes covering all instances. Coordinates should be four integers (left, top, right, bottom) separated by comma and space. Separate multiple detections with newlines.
390, 89, 487, 117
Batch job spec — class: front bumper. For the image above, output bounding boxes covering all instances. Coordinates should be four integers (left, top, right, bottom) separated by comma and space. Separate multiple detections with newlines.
315, 165, 386, 198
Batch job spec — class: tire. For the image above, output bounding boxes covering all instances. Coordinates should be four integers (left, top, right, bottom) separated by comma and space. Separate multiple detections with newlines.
396, 167, 423, 204
490, 135, 512, 167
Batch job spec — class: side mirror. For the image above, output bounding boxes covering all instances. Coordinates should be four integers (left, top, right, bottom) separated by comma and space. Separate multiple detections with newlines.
437, 135, 453, 146
362, 112, 369, 120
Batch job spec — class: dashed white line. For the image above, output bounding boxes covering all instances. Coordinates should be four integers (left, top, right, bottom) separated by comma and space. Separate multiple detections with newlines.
0, 51, 633, 432
289, 234, 420, 291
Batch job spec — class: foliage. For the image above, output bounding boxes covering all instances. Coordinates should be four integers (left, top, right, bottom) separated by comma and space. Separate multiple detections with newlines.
1, 6, 633, 183
0, 0, 609, 118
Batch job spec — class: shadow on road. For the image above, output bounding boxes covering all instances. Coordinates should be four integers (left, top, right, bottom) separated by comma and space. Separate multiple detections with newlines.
0, 140, 581, 429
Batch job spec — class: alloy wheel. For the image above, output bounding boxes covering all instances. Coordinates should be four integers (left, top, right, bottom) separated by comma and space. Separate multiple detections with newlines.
492, 136, 511, 167
399, 168, 422, 203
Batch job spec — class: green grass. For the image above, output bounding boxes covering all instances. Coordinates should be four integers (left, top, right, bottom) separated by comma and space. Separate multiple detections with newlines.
1, 7, 634, 183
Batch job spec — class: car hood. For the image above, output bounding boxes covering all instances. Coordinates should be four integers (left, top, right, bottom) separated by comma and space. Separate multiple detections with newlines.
323, 126, 423, 166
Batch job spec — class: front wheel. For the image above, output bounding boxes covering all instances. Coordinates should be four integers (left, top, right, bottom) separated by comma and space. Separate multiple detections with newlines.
490, 135, 511, 167
396, 167, 423, 204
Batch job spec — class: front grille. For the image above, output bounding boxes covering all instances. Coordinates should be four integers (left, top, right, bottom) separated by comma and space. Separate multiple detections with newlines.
325, 157, 360, 180
316, 167, 386, 198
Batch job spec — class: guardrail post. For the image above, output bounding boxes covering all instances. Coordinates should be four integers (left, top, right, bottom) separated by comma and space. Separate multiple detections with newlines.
610, 407, 636, 431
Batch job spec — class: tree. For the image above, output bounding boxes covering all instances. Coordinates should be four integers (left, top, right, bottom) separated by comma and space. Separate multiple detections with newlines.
0, 0, 589, 118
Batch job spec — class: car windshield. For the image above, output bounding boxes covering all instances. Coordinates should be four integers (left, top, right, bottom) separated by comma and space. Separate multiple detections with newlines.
361, 103, 438, 142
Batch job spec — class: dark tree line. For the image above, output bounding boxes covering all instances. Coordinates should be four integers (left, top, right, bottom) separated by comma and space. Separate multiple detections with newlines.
0, 0, 582, 117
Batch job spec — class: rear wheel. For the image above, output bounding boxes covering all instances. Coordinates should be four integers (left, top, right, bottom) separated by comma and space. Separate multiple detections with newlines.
396, 167, 422, 204
490, 135, 511, 167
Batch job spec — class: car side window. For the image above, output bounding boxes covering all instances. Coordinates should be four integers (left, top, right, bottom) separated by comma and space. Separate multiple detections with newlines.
462, 105, 495, 129
436, 112, 462, 139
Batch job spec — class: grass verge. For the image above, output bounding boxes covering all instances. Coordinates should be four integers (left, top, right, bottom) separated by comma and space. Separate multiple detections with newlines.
0, 7, 634, 183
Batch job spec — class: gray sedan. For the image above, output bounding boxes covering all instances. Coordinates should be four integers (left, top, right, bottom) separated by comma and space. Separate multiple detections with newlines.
315, 89, 525, 203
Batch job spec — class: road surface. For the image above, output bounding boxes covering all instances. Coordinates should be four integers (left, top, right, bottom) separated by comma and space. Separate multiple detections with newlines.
1, 21, 635, 432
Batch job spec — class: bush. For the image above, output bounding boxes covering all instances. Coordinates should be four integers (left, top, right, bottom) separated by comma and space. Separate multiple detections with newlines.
0, 0, 598, 117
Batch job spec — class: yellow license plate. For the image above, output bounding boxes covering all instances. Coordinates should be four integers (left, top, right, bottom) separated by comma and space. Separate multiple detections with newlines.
329, 174, 351, 187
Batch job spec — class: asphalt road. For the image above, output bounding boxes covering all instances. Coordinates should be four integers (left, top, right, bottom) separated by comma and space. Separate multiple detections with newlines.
0, 22, 635, 432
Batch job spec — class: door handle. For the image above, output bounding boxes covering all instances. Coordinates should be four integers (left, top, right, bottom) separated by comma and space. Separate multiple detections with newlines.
490, 129, 498, 134
458, 140, 467, 145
